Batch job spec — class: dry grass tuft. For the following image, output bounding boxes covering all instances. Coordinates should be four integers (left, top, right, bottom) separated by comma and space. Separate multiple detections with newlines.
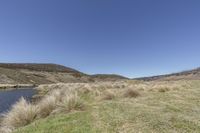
37, 95, 57, 118
158, 87, 170, 92
1, 98, 38, 132
52, 92, 85, 114
102, 90, 116, 100
80, 86, 93, 94
0, 126, 12, 133
123, 88, 140, 98
37, 88, 85, 117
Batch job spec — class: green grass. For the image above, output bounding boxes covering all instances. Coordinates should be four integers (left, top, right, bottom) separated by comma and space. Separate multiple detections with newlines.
15, 112, 97, 133
15, 80, 200, 133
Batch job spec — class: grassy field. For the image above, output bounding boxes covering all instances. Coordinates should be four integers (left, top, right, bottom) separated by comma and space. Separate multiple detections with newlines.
1, 80, 200, 133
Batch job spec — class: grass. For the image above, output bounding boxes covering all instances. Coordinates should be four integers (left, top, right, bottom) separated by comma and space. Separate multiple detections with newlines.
0, 98, 38, 132
123, 88, 140, 98
158, 87, 170, 92
2, 80, 200, 133
101, 90, 116, 100
0, 84, 85, 132
15, 112, 97, 133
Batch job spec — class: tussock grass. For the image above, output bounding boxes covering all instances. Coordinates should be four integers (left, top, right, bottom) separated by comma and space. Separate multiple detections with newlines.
1, 98, 38, 132
0, 85, 85, 132
158, 87, 170, 92
37, 87, 85, 117
123, 88, 140, 98
2, 80, 200, 133
53, 92, 85, 114
101, 90, 116, 100
37, 95, 57, 118
14, 80, 200, 133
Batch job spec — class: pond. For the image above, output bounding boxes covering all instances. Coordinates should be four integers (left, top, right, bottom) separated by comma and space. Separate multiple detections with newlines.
0, 88, 36, 114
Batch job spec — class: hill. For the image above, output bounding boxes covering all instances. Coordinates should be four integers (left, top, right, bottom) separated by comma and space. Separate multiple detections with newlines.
0, 63, 81, 73
136, 67, 200, 81
91, 74, 128, 81
0, 63, 127, 85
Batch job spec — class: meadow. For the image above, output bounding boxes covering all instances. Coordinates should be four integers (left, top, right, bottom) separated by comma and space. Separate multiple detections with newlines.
1, 80, 200, 133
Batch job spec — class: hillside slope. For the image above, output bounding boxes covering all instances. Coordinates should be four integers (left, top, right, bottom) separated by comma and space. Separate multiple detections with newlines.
91, 74, 128, 81
136, 67, 200, 81
0, 63, 127, 85
0, 63, 81, 73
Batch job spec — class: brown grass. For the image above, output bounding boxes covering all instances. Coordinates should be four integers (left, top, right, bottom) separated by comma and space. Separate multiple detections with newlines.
7, 80, 200, 133
52, 92, 85, 114
158, 87, 170, 92
101, 90, 116, 100
1, 98, 38, 132
123, 88, 140, 98
0, 85, 85, 132
37, 95, 57, 118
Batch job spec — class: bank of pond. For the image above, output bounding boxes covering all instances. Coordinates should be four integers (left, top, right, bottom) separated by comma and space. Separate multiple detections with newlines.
0, 88, 36, 114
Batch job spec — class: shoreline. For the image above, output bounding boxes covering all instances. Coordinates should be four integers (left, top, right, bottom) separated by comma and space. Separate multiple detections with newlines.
0, 84, 41, 103
0, 85, 38, 124
0, 84, 36, 90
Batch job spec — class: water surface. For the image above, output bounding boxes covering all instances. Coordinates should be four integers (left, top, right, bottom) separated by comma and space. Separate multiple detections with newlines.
0, 88, 36, 114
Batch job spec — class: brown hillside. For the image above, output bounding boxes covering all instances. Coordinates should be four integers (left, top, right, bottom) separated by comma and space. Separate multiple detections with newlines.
0, 63, 127, 85
136, 67, 200, 81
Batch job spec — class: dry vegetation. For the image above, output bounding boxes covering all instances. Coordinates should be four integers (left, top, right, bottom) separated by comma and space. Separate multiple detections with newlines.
0, 98, 38, 132
0, 85, 86, 133
1, 80, 200, 133
123, 88, 141, 98
0, 64, 127, 85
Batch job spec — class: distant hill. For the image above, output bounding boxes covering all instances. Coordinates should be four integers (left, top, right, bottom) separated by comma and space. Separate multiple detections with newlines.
136, 67, 200, 81
91, 74, 128, 81
0, 63, 127, 85
0, 63, 81, 73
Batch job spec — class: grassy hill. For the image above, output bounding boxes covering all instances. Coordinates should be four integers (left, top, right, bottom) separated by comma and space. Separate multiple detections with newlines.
0, 63, 89, 85
91, 74, 129, 81
136, 67, 200, 81
0, 63, 127, 85
0, 63, 81, 73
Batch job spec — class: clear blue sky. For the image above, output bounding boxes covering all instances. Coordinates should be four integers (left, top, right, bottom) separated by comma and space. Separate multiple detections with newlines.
0, 0, 200, 78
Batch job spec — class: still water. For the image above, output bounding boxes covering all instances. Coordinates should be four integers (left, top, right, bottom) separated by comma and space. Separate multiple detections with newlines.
0, 88, 36, 114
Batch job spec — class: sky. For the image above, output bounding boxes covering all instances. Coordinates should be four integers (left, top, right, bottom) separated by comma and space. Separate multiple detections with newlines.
0, 0, 200, 78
